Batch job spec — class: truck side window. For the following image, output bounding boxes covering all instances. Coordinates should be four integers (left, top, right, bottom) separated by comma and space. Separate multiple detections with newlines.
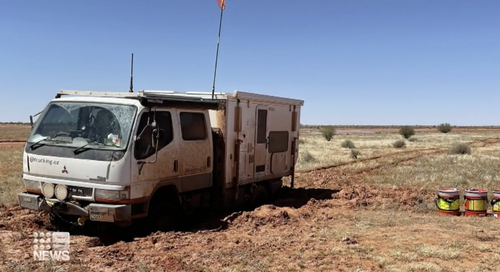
268, 131, 289, 153
179, 112, 207, 141
134, 111, 174, 160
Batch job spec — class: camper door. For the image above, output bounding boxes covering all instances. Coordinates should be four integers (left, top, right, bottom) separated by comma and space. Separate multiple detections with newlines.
254, 105, 268, 177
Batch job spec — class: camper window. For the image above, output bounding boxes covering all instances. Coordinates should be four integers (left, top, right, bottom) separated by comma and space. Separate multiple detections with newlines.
257, 109, 268, 144
134, 111, 174, 160
179, 112, 207, 141
268, 131, 289, 153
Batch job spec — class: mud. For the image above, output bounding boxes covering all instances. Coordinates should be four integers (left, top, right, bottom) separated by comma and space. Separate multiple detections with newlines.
0, 181, 436, 271
333, 184, 433, 211
0, 182, 433, 271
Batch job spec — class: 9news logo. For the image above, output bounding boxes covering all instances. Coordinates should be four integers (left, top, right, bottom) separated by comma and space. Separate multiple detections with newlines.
33, 231, 70, 261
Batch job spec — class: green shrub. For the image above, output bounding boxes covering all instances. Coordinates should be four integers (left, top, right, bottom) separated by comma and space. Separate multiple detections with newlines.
350, 149, 360, 159
392, 139, 406, 148
399, 126, 415, 139
321, 126, 336, 141
449, 143, 471, 155
437, 123, 452, 133
300, 151, 316, 163
341, 139, 356, 149
408, 136, 418, 142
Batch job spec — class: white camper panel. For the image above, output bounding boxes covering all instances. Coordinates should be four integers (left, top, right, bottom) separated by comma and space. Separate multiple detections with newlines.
210, 91, 303, 189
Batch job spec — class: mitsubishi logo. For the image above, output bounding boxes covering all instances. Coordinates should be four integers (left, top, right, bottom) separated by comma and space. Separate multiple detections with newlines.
62, 166, 68, 174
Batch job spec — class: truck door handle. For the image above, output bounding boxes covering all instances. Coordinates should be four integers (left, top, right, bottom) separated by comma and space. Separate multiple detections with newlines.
174, 160, 178, 172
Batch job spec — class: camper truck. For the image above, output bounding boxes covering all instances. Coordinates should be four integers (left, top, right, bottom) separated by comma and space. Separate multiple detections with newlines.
17, 89, 304, 231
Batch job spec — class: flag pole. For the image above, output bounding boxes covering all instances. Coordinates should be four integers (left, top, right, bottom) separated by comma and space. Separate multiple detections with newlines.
211, 2, 225, 99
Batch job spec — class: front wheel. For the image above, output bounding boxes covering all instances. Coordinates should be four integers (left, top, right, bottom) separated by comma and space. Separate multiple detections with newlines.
147, 202, 183, 233
48, 212, 78, 232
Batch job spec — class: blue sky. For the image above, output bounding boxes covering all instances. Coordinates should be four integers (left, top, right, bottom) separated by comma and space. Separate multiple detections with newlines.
1, 0, 499, 125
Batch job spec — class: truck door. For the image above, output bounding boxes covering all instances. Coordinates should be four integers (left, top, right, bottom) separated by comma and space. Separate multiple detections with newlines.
132, 108, 180, 182
177, 110, 213, 191
254, 105, 268, 177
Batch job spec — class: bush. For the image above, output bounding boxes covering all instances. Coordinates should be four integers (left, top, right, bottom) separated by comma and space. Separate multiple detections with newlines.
299, 139, 306, 145
350, 149, 360, 159
321, 126, 336, 141
300, 151, 316, 163
392, 139, 406, 148
408, 136, 418, 142
449, 143, 471, 155
341, 139, 356, 149
437, 123, 452, 133
399, 126, 415, 139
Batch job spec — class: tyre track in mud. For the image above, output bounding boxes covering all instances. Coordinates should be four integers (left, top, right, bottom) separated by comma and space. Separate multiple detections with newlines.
298, 137, 500, 176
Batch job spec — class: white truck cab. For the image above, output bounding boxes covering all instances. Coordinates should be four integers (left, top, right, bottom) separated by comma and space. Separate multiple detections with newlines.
18, 89, 303, 232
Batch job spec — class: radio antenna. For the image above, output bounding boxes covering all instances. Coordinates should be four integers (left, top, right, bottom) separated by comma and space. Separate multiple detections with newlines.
129, 53, 134, 93
211, 0, 226, 99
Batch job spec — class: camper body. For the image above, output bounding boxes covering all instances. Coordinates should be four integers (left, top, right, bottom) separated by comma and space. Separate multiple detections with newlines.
17, 89, 303, 230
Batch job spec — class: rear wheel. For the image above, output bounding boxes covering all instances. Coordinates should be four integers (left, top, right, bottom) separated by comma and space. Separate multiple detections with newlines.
249, 185, 269, 209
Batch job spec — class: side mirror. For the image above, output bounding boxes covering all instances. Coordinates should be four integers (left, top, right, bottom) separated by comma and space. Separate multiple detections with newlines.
137, 125, 161, 165
29, 110, 43, 129
151, 128, 159, 149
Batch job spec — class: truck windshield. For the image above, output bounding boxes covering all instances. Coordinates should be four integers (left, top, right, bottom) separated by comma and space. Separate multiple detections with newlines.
27, 101, 137, 150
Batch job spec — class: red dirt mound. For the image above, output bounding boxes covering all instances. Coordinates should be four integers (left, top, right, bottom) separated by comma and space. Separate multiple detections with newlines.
0, 205, 50, 232
333, 184, 434, 211
231, 205, 300, 228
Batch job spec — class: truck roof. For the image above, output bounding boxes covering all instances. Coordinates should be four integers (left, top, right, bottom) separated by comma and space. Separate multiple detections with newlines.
53, 96, 143, 106
54, 90, 304, 108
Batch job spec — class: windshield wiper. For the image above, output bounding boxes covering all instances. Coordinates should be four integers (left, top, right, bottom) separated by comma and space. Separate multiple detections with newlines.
73, 143, 92, 155
30, 138, 48, 150
73, 141, 103, 155
31, 138, 73, 151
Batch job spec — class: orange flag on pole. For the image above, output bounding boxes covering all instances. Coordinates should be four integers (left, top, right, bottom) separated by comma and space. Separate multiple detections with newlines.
216, 0, 225, 10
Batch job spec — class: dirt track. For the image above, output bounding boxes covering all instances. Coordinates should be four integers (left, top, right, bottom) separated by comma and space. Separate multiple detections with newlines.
299, 137, 500, 175
0, 141, 25, 146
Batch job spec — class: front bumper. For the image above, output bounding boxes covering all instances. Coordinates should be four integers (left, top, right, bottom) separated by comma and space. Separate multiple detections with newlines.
18, 192, 131, 223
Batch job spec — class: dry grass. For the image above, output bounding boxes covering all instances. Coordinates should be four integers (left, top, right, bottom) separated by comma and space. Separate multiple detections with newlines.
296, 131, 499, 172
0, 124, 31, 141
367, 153, 500, 191
0, 145, 24, 206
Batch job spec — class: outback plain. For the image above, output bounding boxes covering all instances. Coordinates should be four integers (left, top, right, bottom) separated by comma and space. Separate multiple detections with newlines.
1, 123, 500, 271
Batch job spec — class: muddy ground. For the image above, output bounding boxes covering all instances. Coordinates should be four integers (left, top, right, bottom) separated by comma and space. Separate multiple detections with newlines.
0, 179, 434, 272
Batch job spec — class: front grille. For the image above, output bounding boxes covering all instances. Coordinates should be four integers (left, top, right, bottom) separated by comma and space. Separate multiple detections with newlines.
67, 186, 93, 197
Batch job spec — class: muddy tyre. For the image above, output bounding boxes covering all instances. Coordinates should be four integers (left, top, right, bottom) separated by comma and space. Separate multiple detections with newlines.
49, 212, 77, 232
148, 202, 183, 233
250, 185, 269, 209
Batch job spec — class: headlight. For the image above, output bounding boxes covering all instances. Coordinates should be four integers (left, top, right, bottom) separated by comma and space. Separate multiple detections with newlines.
41, 183, 55, 198
24, 180, 41, 192
54, 184, 69, 201
95, 189, 130, 201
